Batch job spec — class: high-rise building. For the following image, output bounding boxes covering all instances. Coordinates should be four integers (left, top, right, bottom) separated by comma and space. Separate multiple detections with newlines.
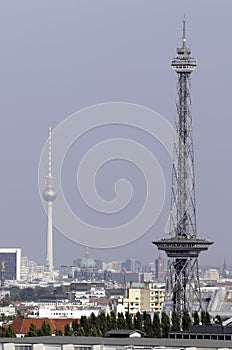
43, 127, 57, 274
153, 20, 213, 316
125, 259, 141, 273
155, 256, 165, 282
0, 248, 21, 280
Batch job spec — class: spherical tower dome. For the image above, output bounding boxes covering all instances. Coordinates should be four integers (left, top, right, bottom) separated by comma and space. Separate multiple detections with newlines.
43, 187, 57, 202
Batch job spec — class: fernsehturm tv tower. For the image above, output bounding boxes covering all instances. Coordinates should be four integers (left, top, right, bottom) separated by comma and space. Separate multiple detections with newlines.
43, 127, 57, 274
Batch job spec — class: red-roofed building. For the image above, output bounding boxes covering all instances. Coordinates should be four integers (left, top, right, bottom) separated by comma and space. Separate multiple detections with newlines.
12, 317, 78, 337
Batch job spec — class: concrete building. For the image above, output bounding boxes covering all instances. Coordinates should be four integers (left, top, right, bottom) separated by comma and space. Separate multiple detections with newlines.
121, 283, 165, 315
150, 282, 165, 312
155, 256, 165, 283
125, 287, 150, 315
0, 248, 21, 280
31, 307, 100, 319
21, 256, 45, 281
203, 269, 220, 280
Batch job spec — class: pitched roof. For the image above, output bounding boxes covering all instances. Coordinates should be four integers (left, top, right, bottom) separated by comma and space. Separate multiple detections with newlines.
12, 317, 78, 335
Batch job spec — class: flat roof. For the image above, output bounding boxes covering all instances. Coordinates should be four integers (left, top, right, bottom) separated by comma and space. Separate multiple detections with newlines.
1, 336, 232, 348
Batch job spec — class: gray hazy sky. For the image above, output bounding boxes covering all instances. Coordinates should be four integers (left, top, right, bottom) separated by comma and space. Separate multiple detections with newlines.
0, 0, 231, 268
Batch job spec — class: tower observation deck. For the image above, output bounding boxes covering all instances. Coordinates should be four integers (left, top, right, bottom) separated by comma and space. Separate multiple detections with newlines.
153, 20, 213, 316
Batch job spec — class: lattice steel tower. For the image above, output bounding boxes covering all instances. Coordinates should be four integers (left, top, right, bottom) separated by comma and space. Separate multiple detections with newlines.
153, 20, 213, 316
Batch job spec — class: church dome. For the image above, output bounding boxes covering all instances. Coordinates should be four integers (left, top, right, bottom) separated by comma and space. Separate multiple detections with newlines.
80, 250, 96, 268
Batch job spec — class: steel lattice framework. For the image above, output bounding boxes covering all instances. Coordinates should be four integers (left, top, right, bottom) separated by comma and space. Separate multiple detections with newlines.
153, 20, 213, 317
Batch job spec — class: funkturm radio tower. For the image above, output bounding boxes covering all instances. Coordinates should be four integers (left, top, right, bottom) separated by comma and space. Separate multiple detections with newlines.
153, 20, 213, 316
43, 127, 57, 274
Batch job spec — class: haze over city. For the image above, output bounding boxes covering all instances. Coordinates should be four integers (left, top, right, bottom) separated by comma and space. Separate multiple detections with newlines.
1, 1, 231, 268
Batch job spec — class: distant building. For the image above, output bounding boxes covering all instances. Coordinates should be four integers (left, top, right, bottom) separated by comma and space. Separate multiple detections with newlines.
72, 258, 81, 267
70, 281, 106, 304
59, 265, 76, 280
31, 307, 100, 319
0, 248, 21, 280
73, 249, 98, 281
155, 256, 165, 282
124, 272, 140, 284
222, 259, 228, 278
125, 259, 141, 273
203, 268, 220, 280
111, 272, 125, 284
21, 256, 45, 281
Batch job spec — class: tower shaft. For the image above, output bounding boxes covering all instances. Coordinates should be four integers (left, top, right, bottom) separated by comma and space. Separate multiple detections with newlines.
46, 202, 53, 272
153, 20, 213, 317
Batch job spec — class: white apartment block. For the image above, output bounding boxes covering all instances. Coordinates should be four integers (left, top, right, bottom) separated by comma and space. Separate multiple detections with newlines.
121, 283, 165, 315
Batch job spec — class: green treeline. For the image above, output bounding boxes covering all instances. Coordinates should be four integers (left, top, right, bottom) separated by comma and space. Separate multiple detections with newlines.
0, 325, 16, 338
24, 310, 217, 338
0, 286, 55, 306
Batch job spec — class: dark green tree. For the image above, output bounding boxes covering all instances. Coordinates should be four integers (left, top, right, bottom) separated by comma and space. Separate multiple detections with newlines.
64, 324, 73, 336
55, 329, 63, 336
0, 326, 5, 337
40, 321, 51, 336
192, 311, 200, 325
0, 314, 7, 322
105, 314, 111, 332
80, 316, 90, 336
125, 312, 134, 330
97, 313, 108, 335
134, 312, 143, 331
182, 310, 191, 331
5, 325, 16, 338
205, 311, 211, 324
171, 311, 180, 331
0, 294, 11, 307
90, 313, 97, 326
26, 323, 38, 337
161, 312, 170, 338
110, 311, 117, 329
77, 327, 85, 336
72, 320, 80, 336
153, 313, 161, 338
215, 315, 222, 325
90, 325, 99, 337
201, 310, 206, 325
143, 312, 153, 337
117, 312, 126, 329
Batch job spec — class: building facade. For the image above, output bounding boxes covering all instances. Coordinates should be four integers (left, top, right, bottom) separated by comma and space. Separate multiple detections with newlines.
0, 248, 21, 280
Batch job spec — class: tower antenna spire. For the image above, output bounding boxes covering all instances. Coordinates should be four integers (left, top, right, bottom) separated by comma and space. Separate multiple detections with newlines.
48, 126, 52, 178
182, 16, 186, 47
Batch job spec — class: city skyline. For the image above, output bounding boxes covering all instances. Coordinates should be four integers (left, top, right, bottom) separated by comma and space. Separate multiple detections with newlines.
0, 1, 231, 267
